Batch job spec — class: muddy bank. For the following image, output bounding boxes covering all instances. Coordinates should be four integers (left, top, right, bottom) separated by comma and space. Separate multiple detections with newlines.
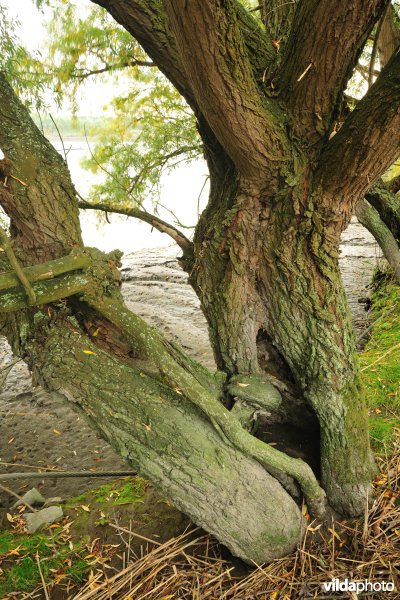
0, 219, 380, 509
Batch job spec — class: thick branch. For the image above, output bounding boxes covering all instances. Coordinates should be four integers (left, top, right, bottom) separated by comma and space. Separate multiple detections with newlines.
356, 198, 400, 284
0, 226, 36, 303
366, 180, 400, 240
0, 72, 82, 262
164, 0, 289, 178
92, 1, 276, 114
369, 7, 387, 88
316, 49, 400, 207
78, 200, 193, 253
276, 0, 390, 144
378, 4, 400, 67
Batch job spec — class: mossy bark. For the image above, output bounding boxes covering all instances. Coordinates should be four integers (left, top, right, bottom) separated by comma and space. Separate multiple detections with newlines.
190, 150, 375, 516
2, 0, 396, 559
26, 315, 305, 564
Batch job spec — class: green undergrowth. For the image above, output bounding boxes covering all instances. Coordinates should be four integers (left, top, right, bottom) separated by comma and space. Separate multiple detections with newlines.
0, 478, 145, 596
0, 476, 187, 596
359, 276, 400, 453
0, 528, 88, 596
64, 476, 146, 508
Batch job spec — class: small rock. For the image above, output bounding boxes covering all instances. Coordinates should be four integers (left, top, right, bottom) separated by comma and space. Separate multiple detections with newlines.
24, 506, 63, 533
12, 487, 45, 509
43, 497, 64, 507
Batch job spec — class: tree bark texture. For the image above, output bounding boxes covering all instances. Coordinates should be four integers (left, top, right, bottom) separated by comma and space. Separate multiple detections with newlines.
2, 0, 400, 563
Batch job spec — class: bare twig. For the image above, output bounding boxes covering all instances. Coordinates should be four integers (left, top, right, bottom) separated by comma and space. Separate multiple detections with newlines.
108, 522, 162, 547
0, 470, 137, 481
0, 482, 38, 512
36, 551, 50, 600
49, 113, 67, 162
78, 199, 193, 252
361, 343, 400, 371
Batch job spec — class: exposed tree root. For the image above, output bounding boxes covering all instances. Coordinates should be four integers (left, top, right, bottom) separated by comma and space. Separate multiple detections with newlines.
0, 245, 327, 519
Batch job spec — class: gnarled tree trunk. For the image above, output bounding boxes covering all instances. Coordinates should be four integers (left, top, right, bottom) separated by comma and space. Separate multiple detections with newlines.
2, 0, 400, 564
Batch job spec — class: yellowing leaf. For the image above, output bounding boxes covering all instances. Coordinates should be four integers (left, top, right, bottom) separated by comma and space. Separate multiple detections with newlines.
92, 327, 101, 337
53, 429, 61, 435
6, 513, 14, 522
328, 528, 342, 542
83, 350, 96, 355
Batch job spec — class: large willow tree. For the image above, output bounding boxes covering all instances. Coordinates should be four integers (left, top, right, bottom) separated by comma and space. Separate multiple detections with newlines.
0, 0, 400, 563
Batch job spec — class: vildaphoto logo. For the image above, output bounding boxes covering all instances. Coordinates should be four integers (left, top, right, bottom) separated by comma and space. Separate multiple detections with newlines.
322, 578, 395, 593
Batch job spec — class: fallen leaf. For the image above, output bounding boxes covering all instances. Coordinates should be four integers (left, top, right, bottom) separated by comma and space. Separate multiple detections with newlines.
7, 545, 22, 556
83, 350, 96, 355
53, 429, 61, 435
237, 383, 250, 388
80, 505, 91, 512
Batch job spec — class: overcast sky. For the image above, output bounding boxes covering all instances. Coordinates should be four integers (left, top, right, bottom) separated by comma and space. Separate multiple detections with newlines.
2, 0, 126, 116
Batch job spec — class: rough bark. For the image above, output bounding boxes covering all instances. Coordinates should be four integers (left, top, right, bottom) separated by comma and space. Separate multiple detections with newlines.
316, 49, 400, 220
260, 0, 297, 45
190, 164, 375, 516
378, 4, 400, 66
0, 73, 82, 263
3, 0, 400, 562
275, 0, 390, 144
164, 0, 288, 178
27, 315, 304, 564
366, 181, 400, 242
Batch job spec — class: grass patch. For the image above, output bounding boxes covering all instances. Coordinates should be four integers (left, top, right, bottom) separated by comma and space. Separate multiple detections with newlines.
359, 278, 400, 452
65, 476, 146, 508
0, 477, 148, 596
0, 529, 88, 595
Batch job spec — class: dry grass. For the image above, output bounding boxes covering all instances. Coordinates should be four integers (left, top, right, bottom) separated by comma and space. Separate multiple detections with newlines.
68, 440, 400, 600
